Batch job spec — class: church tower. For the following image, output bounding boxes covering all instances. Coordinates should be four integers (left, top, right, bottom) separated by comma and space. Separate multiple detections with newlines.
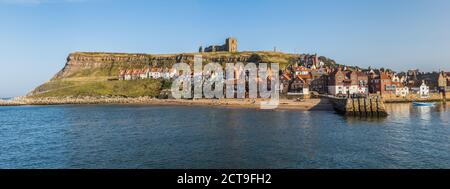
225, 37, 238, 52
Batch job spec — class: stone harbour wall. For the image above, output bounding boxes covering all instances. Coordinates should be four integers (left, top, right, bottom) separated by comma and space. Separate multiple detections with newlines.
330, 95, 388, 117
383, 92, 449, 103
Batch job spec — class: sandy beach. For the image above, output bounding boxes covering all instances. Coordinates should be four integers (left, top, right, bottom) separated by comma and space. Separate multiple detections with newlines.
0, 97, 333, 111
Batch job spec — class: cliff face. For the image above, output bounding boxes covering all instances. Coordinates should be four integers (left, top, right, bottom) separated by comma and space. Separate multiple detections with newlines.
55, 52, 173, 80
52, 51, 302, 80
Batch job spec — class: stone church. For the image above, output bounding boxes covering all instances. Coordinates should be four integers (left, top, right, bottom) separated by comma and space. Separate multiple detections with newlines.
199, 37, 238, 53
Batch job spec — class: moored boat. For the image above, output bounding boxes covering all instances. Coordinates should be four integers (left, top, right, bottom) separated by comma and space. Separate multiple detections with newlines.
412, 102, 435, 107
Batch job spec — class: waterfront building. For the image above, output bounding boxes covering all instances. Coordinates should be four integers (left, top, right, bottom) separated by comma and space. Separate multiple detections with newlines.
328, 69, 347, 95
328, 69, 362, 96
437, 71, 447, 92
368, 71, 399, 96
414, 71, 444, 91
419, 80, 430, 98
280, 73, 292, 94
290, 75, 310, 95
310, 74, 328, 94
447, 72, 450, 89
395, 86, 409, 97
356, 71, 369, 95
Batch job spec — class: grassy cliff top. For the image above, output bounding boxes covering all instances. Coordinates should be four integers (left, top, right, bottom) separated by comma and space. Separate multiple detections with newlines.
70, 51, 299, 57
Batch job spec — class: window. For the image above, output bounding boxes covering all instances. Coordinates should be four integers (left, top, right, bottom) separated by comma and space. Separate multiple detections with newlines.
385, 85, 396, 91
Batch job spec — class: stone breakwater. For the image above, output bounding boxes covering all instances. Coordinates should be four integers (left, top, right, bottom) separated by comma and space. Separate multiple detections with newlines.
329, 95, 388, 117
0, 97, 333, 111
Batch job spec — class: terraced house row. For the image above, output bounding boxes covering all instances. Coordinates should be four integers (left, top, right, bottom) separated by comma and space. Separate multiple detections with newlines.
116, 54, 449, 99
280, 64, 448, 99
118, 67, 177, 80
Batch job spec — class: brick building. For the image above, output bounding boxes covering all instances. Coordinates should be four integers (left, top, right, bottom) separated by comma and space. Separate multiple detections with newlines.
328, 69, 367, 96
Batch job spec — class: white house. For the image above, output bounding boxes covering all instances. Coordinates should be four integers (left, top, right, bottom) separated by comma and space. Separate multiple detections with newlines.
290, 76, 310, 95
161, 68, 170, 79
392, 74, 407, 83
169, 68, 177, 78
161, 68, 177, 80
395, 86, 409, 97
419, 80, 429, 98
327, 70, 361, 96
124, 70, 133, 80
140, 68, 149, 79
119, 70, 126, 80
357, 85, 368, 95
149, 68, 161, 79
328, 85, 359, 96
295, 66, 309, 76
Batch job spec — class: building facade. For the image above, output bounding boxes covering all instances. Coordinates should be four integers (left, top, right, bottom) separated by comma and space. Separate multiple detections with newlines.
328, 70, 367, 96
419, 80, 430, 98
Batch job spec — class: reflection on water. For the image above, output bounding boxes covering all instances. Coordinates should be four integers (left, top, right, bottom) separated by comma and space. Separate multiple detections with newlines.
385, 103, 449, 124
343, 103, 448, 124
416, 106, 432, 122
0, 103, 449, 169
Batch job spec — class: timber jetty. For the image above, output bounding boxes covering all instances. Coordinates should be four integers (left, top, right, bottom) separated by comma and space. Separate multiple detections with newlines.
328, 95, 388, 117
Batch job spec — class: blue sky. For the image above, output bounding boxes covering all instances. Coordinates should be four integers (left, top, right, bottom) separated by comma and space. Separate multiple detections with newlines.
1, 0, 449, 97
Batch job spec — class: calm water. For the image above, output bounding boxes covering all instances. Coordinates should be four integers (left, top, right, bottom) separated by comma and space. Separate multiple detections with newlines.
0, 103, 449, 169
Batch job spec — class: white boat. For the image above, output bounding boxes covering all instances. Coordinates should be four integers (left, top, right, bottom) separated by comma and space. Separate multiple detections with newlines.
412, 102, 435, 107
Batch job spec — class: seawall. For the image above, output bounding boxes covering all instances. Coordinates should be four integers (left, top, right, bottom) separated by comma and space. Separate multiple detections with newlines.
328, 95, 388, 117
383, 92, 449, 103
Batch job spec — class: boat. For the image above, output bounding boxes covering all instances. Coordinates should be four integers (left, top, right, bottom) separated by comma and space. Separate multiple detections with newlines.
412, 102, 435, 107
